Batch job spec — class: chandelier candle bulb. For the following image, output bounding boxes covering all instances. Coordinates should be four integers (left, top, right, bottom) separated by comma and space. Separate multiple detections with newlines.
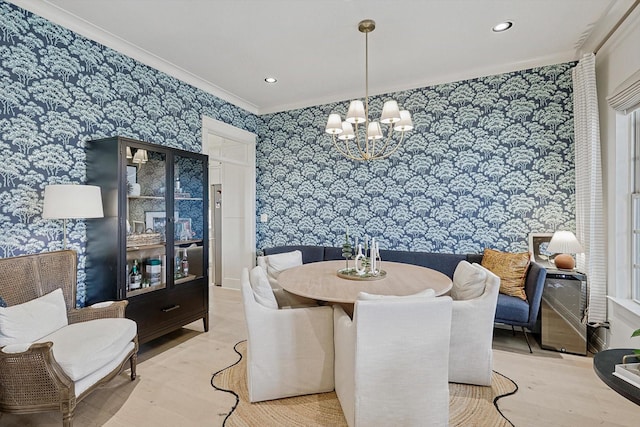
394, 110, 414, 132
339, 122, 355, 140
326, 114, 343, 134
381, 100, 401, 123
367, 122, 383, 140
346, 100, 366, 124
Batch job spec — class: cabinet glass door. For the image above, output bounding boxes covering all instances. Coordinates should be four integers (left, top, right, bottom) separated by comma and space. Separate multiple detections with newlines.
173, 154, 205, 285
125, 146, 168, 296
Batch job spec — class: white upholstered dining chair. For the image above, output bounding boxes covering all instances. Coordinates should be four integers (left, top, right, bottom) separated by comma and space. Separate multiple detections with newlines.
334, 293, 453, 427
240, 267, 334, 402
449, 261, 501, 386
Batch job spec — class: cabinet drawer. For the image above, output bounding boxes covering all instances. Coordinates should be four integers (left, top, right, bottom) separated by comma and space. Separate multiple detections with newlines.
126, 282, 207, 340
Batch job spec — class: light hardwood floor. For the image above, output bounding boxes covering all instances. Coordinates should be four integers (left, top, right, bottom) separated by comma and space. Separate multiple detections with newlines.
0, 286, 638, 426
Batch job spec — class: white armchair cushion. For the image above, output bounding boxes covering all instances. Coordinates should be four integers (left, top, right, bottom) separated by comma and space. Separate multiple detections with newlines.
90, 301, 114, 308
75, 341, 136, 396
256, 256, 267, 270
452, 260, 487, 300
1, 342, 33, 353
0, 288, 68, 346
257, 250, 303, 289
37, 317, 137, 381
265, 250, 302, 276
249, 266, 278, 309
357, 288, 435, 301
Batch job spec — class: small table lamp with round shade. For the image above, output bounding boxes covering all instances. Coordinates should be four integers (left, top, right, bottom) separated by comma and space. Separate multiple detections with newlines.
547, 230, 584, 270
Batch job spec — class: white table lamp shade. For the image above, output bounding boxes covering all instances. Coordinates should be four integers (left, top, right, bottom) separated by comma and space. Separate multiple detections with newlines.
547, 230, 584, 254
43, 185, 104, 219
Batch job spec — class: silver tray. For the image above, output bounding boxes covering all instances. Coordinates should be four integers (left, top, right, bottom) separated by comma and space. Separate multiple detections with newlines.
337, 268, 387, 281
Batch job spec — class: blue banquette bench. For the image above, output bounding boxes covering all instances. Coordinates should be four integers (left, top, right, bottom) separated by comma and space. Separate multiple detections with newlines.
262, 245, 547, 350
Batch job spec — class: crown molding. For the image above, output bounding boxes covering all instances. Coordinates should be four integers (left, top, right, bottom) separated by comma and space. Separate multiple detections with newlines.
595, 0, 640, 57
8, 0, 259, 115
581, 0, 639, 55
258, 51, 578, 115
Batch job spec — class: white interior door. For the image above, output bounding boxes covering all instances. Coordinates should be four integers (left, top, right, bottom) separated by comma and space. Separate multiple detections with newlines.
202, 117, 256, 289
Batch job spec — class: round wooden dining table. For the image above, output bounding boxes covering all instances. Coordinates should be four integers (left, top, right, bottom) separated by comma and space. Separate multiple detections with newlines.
278, 260, 452, 304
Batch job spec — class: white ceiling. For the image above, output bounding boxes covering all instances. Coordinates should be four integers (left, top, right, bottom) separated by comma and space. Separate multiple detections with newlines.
10, 0, 639, 115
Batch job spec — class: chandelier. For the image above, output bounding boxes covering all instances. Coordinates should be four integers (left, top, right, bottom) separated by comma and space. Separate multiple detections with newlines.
325, 19, 413, 161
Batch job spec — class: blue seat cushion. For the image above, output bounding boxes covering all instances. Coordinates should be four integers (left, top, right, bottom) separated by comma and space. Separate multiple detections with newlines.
323, 247, 345, 261
466, 253, 483, 264
379, 250, 466, 279
494, 293, 530, 325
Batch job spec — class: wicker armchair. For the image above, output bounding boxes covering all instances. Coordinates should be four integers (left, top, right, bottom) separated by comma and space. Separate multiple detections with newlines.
0, 250, 138, 426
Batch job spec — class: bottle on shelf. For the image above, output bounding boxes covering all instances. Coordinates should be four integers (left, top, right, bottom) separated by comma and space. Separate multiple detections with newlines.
181, 249, 189, 276
126, 262, 131, 291
129, 259, 142, 290
175, 250, 183, 279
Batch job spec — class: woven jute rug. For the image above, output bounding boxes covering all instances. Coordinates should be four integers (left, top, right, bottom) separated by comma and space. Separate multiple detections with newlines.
212, 341, 517, 427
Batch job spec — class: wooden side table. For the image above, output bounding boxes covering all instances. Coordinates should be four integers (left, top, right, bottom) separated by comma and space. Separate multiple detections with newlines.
593, 348, 640, 405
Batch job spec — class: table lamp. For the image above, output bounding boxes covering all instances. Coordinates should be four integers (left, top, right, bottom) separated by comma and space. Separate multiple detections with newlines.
547, 230, 583, 270
43, 184, 104, 249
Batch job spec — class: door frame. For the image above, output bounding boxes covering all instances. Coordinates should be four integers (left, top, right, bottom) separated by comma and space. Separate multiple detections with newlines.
201, 116, 256, 289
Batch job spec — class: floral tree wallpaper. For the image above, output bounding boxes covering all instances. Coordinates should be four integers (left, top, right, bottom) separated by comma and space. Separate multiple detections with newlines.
0, 2, 256, 305
1, 2, 576, 305
256, 63, 576, 253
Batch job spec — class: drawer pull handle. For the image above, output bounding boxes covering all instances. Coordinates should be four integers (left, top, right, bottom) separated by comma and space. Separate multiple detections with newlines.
162, 304, 181, 313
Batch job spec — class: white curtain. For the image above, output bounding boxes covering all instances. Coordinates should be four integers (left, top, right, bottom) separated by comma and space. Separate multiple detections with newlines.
572, 53, 606, 323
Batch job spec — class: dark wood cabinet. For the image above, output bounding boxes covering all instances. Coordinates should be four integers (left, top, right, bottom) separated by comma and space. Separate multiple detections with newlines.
86, 136, 209, 343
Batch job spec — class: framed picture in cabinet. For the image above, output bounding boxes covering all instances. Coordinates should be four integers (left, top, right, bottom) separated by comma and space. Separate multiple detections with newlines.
145, 211, 166, 236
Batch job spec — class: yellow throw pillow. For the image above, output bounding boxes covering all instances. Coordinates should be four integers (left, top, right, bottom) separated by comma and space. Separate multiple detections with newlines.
481, 248, 530, 300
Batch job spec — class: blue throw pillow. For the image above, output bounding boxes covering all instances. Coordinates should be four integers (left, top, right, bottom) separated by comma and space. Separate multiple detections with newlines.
0, 296, 6, 308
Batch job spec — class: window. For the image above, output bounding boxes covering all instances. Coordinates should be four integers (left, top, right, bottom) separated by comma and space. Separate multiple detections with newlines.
632, 109, 640, 303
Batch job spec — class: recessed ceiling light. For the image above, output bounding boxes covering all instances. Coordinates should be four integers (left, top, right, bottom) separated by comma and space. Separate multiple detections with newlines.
492, 21, 513, 32
264, 77, 277, 84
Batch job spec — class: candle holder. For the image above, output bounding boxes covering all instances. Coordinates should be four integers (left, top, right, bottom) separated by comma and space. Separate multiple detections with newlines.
342, 228, 353, 271
337, 233, 386, 281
